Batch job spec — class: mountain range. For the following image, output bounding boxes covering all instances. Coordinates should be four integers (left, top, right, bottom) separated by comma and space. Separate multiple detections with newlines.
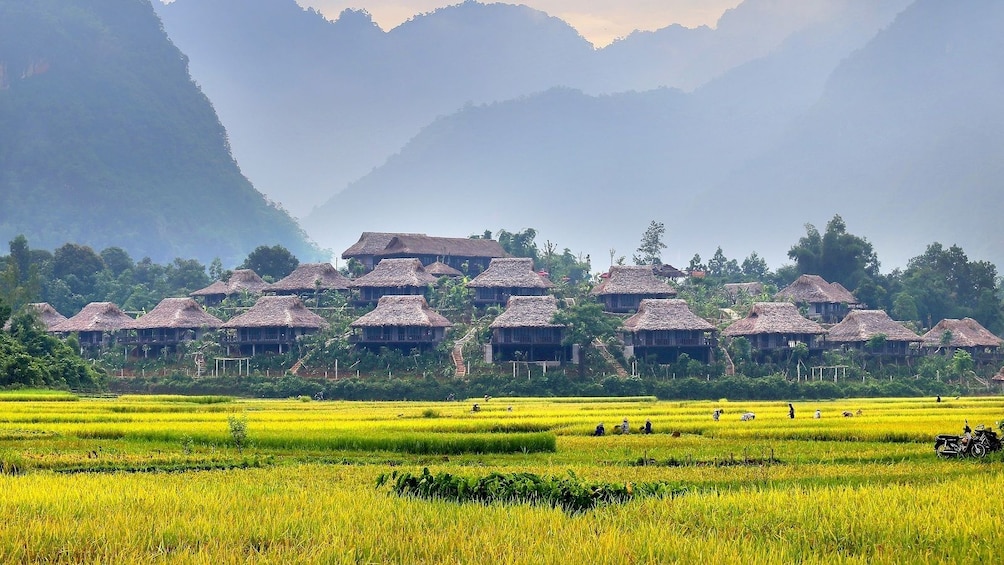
158, 0, 904, 219
0, 0, 318, 266
7, 0, 998, 273
297, 0, 1001, 270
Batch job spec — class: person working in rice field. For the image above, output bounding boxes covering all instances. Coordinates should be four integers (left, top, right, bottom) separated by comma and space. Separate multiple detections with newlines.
788, 403, 795, 419
622, 418, 630, 434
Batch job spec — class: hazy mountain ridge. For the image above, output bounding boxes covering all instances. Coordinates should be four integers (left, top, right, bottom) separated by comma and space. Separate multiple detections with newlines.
158, 0, 882, 217
0, 0, 317, 265
304, 0, 919, 267
717, 0, 1004, 267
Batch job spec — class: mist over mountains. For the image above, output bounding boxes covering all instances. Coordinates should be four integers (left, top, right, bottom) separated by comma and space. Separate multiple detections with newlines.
0, 0, 317, 266
146, 0, 1004, 270
304, 0, 1002, 270
158, 0, 901, 218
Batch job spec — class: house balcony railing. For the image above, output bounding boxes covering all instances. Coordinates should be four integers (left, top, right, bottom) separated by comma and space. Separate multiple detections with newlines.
349, 334, 439, 344
221, 335, 298, 345
493, 337, 563, 346
633, 337, 713, 347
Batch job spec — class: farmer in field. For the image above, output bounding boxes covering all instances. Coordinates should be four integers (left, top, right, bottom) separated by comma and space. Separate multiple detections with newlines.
789, 403, 795, 419
713, 409, 721, 421
643, 419, 653, 434
622, 418, 630, 434
814, 409, 821, 419
594, 423, 605, 436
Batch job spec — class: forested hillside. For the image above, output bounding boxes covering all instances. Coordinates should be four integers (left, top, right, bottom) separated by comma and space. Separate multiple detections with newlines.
0, 0, 318, 266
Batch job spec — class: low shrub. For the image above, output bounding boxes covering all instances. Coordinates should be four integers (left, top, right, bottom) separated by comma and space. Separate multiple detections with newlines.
376, 468, 686, 514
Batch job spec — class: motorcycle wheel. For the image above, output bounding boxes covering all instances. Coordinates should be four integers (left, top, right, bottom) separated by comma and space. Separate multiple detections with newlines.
971, 443, 987, 458
935, 443, 953, 458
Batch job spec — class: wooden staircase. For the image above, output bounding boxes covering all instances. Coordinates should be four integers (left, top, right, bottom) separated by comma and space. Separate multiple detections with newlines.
722, 347, 736, 377
593, 338, 628, 377
452, 326, 480, 378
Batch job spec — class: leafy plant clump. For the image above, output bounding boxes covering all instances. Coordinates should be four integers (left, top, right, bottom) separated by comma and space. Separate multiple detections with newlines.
376, 468, 686, 514
228, 414, 249, 453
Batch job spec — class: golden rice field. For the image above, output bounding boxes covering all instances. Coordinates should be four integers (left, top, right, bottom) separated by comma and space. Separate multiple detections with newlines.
1, 391, 1003, 563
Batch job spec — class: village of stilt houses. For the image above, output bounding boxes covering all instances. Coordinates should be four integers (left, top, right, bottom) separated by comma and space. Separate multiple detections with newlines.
2, 225, 1003, 399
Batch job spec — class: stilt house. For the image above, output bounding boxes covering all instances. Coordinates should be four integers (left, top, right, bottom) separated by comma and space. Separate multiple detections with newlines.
591, 266, 677, 313
349, 258, 439, 305
467, 258, 553, 306
349, 295, 451, 351
221, 296, 328, 356
621, 299, 718, 363
487, 295, 569, 364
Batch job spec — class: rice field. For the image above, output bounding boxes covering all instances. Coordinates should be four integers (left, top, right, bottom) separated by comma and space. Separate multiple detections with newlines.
1, 391, 1002, 563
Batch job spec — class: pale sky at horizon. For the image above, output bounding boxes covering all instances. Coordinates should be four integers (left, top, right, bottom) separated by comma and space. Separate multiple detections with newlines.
298, 1, 743, 46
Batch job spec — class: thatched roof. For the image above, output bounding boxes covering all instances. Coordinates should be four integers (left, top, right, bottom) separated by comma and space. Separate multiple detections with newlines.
621, 299, 715, 332
468, 258, 554, 289
342, 232, 505, 260
130, 298, 223, 330
226, 269, 269, 294
190, 280, 229, 297
268, 263, 351, 293
591, 266, 677, 296
424, 261, 464, 278
775, 274, 858, 304
349, 258, 438, 288
826, 310, 921, 343
51, 302, 134, 333
222, 296, 328, 329
723, 282, 764, 300
490, 296, 563, 329
190, 269, 269, 297
3, 303, 68, 331
350, 295, 452, 328
921, 318, 1002, 348
993, 367, 1004, 382
723, 302, 826, 336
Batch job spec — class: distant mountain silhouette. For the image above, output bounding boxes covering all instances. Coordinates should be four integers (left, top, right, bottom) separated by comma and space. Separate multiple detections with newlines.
717, 0, 1004, 268
158, 0, 881, 217
303, 0, 916, 268
158, 0, 594, 216
0, 0, 318, 265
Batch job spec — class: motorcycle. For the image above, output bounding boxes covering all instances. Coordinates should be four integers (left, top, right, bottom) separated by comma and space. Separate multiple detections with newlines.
935, 420, 1002, 458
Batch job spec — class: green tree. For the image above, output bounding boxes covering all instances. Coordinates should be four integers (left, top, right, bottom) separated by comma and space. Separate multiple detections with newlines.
0, 296, 11, 331
740, 252, 770, 282
240, 245, 299, 281
552, 300, 622, 377
100, 247, 134, 276
165, 258, 210, 293
52, 244, 105, 282
496, 228, 539, 262
900, 243, 1002, 332
209, 258, 225, 282
950, 349, 974, 381
891, 292, 919, 324
687, 254, 706, 273
633, 221, 666, 265
787, 215, 880, 291
1, 236, 41, 309
707, 247, 741, 282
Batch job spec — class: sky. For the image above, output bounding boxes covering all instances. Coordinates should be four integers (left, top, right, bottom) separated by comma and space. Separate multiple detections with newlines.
299, 0, 743, 46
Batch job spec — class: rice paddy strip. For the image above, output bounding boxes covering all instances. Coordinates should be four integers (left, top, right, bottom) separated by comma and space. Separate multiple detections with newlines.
0, 394, 1001, 563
